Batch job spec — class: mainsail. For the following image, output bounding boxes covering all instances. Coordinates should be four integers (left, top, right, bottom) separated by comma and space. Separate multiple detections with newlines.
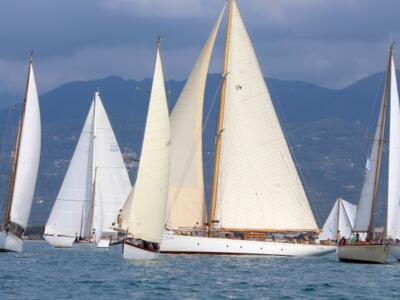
128, 43, 170, 243
5, 57, 41, 232
166, 8, 224, 229
45, 92, 131, 240
213, 0, 318, 231
388, 55, 400, 240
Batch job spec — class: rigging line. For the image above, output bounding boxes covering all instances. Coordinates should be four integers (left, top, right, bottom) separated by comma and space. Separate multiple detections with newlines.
166, 75, 224, 222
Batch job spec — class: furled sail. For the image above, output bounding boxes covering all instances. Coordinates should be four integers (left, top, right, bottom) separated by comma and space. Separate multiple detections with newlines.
387, 55, 400, 239
214, 0, 318, 231
92, 92, 131, 236
8, 60, 41, 230
166, 8, 224, 229
319, 198, 357, 240
128, 45, 170, 243
45, 102, 95, 239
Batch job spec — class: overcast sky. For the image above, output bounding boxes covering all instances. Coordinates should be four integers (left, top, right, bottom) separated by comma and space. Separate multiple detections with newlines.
1, 0, 399, 95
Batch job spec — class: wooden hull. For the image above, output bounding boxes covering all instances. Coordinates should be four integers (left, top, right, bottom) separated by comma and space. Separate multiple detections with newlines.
160, 232, 335, 257
338, 244, 389, 264
122, 240, 160, 260
0, 231, 23, 253
43, 234, 75, 248
389, 243, 400, 260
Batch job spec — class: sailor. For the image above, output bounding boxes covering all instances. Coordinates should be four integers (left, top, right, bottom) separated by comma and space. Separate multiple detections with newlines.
117, 209, 123, 230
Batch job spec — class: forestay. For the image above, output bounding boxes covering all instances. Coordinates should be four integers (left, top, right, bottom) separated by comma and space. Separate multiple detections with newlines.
9, 62, 41, 230
128, 46, 170, 243
214, 1, 318, 231
166, 8, 224, 229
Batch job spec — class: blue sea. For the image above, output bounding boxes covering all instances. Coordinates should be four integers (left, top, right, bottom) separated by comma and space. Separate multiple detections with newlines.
1, 241, 400, 299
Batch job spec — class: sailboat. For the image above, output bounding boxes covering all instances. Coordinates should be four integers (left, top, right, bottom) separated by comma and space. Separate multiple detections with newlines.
160, 0, 335, 256
43, 90, 131, 248
0, 53, 41, 253
337, 45, 397, 264
116, 39, 170, 260
319, 197, 357, 243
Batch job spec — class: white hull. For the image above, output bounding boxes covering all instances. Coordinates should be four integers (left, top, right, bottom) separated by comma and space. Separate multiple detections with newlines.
389, 244, 400, 260
338, 244, 389, 263
123, 241, 160, 260
43, 234, 75, 248
97, 239, 110, 248
0, 231, 23, 253
160, 233, 335, 257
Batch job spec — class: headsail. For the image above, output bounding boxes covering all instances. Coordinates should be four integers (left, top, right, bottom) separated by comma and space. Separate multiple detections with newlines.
7, 57, 41, 231
213, 0, 318, 231
128, 43, 170, 243
45, 102, 95, 239
166, 7, 224, 229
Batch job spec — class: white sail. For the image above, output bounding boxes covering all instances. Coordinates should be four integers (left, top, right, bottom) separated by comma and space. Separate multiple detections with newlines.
354, 88, 386, 232
9, 62, 41, 230
388, 56, 400, 240
214, 0, 317, 231
92, 93, 131, 235
45, 103, 94, 239
320, 198, 357, 241
128, 46, 170, 243
166, 8, 224, 229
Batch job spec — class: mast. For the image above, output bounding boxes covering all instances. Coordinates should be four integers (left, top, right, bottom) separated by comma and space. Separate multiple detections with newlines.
209, 0, 233, 226
367, 44, 393, 240
2, 52, 33, 228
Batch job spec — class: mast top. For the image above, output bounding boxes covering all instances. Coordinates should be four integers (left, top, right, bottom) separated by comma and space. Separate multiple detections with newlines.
29, 51, 34, 63
156, 35, 162, 49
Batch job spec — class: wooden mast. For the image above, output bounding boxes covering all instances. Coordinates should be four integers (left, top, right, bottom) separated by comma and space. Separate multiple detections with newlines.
2, 52, 33, 229
209, 0, 233, 227
89, 91, 98, 240
367, 44, 393, 240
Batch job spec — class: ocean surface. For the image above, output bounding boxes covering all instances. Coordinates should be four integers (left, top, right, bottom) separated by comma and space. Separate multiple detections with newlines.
1, 241, 400, 299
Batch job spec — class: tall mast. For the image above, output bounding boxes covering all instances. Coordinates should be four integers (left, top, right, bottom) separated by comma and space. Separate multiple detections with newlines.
336, 198, 341, 241
367, 44, 393, 239
209, 0, 233, 226
3, 52, 33, 228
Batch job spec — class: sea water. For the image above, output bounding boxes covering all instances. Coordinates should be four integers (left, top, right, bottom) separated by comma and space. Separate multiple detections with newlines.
1, 241, 399, 299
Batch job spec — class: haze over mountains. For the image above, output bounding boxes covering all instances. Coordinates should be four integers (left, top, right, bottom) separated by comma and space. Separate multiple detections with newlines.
0, 71, 391, 227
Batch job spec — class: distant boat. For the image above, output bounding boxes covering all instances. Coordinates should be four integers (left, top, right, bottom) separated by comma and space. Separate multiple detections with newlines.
115, 39, 170, 260
319, 197, 357, 242
160, 0, 335, 257
43, 91, 131, 248
0, 53, 41, 253
337, 45, 399, 264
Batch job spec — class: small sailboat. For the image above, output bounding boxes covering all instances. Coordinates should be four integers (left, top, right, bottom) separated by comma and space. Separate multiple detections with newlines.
319, 197, 357, 243
160, 0, 335, 257
0, 53, 41, 253
118, 39, 170, 260
337, 45, 397, 264
44, 91, 131, 248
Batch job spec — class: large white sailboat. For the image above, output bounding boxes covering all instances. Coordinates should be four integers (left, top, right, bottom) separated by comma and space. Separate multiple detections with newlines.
160, 0, 335, 257
337, 45, 399, 264
117, 39, 170, 260
44, 91, 131, 248
0, 53, 41, 253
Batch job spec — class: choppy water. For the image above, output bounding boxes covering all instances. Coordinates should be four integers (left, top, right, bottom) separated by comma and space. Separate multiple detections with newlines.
1, 241, 400, 299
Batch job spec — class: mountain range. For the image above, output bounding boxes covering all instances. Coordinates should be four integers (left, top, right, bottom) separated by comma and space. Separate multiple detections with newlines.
0, 72, 390, 228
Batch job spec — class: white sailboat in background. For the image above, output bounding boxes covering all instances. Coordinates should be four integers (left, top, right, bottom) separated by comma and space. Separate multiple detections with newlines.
0, 53, 41, 253
161, 0, 335, 256
319, 198, 357, 242
338, 45, 398, 264
44, 91, 131, 248
117, 39, 170, 260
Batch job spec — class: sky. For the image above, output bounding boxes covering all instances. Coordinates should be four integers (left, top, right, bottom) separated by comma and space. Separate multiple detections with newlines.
1, 0, 400, 95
